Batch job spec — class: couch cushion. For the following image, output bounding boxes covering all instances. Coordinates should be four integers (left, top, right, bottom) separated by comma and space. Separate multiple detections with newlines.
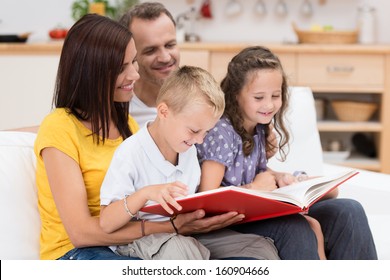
268, 87, 324, 176
0, 131, 40, 259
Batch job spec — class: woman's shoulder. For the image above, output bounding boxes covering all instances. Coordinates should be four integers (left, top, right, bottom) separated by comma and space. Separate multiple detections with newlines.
127, 114, 139, 134
35, 109, 82, 156
40, 108, 74, 130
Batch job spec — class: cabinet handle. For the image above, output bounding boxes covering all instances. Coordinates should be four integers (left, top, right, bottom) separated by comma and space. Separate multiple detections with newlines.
326, 66, 355, 74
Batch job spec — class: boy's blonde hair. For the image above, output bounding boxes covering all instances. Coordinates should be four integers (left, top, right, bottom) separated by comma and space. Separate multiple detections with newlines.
156, 66, 225, 118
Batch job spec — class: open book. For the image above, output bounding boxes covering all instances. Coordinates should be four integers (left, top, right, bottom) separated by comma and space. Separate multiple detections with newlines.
141, 170, 358, 223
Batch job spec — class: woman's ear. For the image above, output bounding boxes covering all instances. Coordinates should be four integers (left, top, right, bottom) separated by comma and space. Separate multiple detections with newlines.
156, 102, 169, 119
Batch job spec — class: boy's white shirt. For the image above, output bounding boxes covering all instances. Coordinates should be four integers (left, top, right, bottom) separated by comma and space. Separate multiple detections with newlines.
129, 95, 157, 128
100, 121, 201, 222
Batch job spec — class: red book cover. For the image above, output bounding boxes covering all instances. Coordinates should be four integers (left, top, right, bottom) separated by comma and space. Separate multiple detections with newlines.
141, 170, 358, 223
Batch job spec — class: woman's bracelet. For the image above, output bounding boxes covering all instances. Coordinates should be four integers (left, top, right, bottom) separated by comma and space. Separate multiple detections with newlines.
123, 195, 137, 219
170, 215, 179, 234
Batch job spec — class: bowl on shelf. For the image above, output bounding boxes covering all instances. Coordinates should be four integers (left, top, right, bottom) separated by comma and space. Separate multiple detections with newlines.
292, 23, 358, 44
331, 100, 378, 122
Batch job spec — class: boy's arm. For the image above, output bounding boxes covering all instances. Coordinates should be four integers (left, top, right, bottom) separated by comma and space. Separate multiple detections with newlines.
100, 182, 188, 233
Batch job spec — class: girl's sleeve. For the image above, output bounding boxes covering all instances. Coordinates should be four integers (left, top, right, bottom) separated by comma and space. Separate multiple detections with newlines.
196, 123, 237, 168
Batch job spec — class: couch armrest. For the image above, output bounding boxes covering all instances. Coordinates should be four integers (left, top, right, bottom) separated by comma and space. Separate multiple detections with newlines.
0, 131, 40, 259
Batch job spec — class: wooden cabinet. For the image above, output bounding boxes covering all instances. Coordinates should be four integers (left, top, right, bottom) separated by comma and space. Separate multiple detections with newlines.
295, 51, 387, 172
209, 51, 234, 83
208, 51, 296, 84
297, 54, 384, 91
180, 50, 210, 71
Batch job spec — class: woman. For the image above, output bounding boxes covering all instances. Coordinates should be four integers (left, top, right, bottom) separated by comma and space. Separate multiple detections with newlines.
34, 14, 242, 260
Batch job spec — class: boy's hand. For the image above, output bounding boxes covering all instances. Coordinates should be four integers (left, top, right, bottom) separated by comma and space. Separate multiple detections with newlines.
145, 181, 188, 215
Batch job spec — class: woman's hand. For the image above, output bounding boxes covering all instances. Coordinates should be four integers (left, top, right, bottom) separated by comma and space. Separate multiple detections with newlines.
144, 181, 188, 215
172, 210, 245, 235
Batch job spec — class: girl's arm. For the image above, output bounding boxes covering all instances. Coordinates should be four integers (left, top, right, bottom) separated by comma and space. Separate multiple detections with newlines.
199, 160, 226, 192
199, 160, 278, 191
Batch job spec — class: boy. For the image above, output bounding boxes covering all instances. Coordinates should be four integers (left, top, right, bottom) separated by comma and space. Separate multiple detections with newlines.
99, 66, 279, 260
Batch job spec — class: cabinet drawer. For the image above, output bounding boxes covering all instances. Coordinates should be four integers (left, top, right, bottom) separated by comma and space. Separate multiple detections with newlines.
209, 51, 235, 83
210, 51, 296, 84
180, 50, 210, 71
276, 53, 296, 85
297, 54, 384, 89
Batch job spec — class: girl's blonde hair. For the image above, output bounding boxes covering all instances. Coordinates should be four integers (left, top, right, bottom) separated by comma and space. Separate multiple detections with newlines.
157, 66, 225, 118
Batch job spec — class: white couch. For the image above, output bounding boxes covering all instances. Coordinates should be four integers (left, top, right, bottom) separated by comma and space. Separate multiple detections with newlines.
1, 87, 389, 260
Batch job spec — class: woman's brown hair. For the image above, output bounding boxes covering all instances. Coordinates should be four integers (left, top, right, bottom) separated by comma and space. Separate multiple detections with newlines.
54, 14, 133, 143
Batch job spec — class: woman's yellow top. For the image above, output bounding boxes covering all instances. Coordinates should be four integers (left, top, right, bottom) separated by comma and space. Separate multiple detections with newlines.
34, 108, 139, 260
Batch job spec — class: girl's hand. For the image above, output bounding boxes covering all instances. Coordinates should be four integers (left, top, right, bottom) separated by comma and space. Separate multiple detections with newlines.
144, 181, 188, 215
275, 172, 298, 188
250, 171, 278, 191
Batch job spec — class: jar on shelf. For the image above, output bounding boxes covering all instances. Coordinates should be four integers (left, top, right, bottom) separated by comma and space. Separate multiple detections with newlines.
357, 4, 376, 44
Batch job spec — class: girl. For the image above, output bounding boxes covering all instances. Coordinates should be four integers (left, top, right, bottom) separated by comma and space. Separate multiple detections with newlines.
197, 46, 328, 259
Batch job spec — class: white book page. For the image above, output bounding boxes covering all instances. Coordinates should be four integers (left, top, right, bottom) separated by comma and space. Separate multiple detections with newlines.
241, 170, 357, 208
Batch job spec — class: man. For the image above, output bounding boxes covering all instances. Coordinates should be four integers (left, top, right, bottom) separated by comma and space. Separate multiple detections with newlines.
119, 2, 180, 128
119, 2, 279, 157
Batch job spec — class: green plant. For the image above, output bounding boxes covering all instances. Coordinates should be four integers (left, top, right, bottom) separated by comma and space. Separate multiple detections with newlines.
71, 0, 139, 21
114, 0, 139, 19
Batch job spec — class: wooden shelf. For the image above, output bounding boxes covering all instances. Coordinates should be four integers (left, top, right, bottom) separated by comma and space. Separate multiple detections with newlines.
325, 155, 381, 172
317, 121, 382, 132
310, 86, 384, 94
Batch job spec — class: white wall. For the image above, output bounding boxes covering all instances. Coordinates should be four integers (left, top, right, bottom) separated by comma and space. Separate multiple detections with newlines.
0, 0, 389, 43
0, 55, 59, 130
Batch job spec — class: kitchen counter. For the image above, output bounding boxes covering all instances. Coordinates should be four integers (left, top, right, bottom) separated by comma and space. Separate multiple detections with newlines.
1, 41, 390, 55
0, 41, 63, 54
